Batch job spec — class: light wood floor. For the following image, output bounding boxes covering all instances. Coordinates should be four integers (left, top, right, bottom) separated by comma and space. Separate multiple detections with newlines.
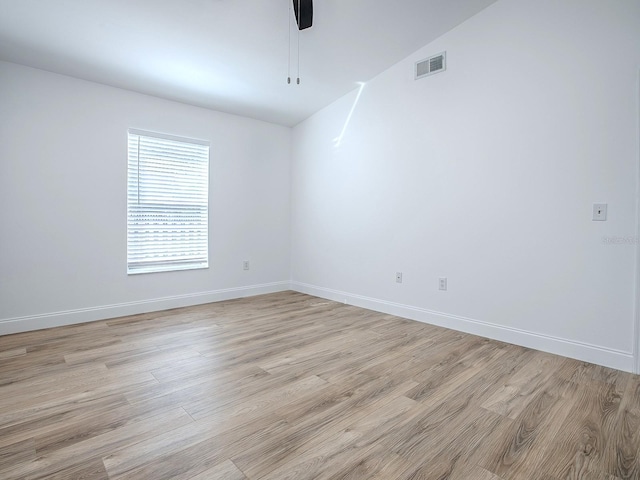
0, 291, 639, 480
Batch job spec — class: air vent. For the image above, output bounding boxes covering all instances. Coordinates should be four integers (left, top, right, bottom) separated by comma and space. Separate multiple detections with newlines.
415, 52, 446, 79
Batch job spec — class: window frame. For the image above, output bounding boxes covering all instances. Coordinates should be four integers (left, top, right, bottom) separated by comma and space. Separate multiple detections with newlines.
126, 129, 210, 275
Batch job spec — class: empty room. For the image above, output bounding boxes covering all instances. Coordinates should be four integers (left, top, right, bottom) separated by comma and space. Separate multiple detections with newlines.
1, 0, 640, 478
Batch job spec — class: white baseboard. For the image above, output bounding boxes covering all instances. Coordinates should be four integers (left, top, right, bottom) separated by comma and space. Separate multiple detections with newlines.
0, 281, 290, 336
291, 281, 635, 373
4, 280, 634, 373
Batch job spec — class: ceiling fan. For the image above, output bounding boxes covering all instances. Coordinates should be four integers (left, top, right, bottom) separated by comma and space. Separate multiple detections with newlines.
293, 0, 313, 30
288, 0, 313, 85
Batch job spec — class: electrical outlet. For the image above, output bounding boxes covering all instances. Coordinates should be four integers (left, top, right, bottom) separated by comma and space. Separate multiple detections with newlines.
243, 260, 250, 271
396, 272, 403, 284
439, 277, 447, 291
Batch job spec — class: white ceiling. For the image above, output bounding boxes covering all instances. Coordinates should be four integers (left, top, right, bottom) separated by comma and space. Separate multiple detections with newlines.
0, 0, 497, 126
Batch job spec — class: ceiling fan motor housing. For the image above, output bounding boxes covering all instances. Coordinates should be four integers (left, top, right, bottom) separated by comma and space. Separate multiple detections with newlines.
293, 0, 313, 30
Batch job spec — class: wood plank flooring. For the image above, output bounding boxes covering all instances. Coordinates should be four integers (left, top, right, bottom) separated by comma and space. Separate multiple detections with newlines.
0, 291, 639, 479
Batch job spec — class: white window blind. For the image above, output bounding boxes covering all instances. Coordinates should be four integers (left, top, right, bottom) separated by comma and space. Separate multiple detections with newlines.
127, 129, 209, 274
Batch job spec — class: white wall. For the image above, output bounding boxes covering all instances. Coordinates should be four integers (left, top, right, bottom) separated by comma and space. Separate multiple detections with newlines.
291, 0, 640, 372
2, 0, 640, 373
0, 61, 291, 334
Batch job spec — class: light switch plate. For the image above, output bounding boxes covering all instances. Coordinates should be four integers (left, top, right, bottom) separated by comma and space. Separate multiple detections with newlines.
593, 203, 607, 221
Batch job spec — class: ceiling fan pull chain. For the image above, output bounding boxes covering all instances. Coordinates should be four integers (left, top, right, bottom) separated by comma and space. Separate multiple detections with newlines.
297, 0, 301, 85
287, 0, 292, 84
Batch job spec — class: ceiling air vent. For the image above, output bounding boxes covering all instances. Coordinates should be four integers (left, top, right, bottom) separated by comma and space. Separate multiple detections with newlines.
415, 52, 446, 79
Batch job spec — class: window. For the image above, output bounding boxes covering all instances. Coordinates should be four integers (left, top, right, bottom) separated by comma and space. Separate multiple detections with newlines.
127, 129, 209, 274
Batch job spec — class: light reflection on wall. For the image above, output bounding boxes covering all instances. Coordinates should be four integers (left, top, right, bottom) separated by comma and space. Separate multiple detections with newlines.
333, 82, 366, 148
